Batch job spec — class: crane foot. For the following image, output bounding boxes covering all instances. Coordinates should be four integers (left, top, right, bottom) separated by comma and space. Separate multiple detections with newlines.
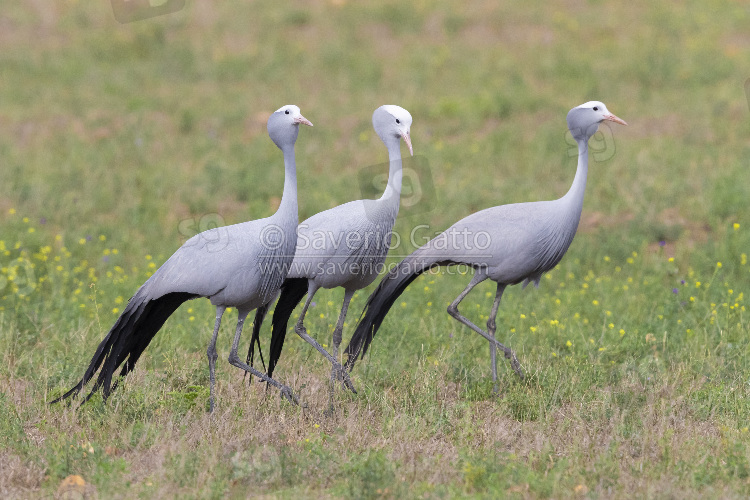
334, 362, 357, 394
279, 386, 300, 406
505, 349, 525, 380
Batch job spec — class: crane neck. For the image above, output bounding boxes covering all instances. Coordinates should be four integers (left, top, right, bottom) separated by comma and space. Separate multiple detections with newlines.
379, 136, 404, 204
275, 144, 299, 224
563, 139, 589, 202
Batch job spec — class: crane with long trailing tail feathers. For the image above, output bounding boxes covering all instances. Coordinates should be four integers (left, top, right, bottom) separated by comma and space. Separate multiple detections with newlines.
246, 105, 413, 410
50, 105, 313, 412
343, 101, 627, 385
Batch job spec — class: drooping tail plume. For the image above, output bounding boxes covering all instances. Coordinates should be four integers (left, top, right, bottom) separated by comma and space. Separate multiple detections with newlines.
267, 278, 308, 378
50, 290, 196, 404
344, 245, 456, 371
246, 304, 269, 373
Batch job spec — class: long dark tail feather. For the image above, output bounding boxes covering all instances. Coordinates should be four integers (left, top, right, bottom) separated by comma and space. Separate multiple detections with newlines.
267, 278, 308, 378
50, 291, 197, 405
246, 305, 269, 373
344, 249, 455, 371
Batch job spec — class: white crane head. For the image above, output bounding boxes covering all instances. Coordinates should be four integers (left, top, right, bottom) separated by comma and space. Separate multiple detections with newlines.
267, 104, 313, 150
372, 105, 413, 156
567, 101, 627, 141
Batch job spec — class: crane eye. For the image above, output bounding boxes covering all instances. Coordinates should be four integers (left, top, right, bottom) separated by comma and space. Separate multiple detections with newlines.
395, 118, 400, 124
285, 110, 290, 115
593, 106, 599, 111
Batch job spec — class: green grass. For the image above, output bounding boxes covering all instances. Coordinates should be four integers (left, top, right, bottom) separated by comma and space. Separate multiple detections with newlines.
1, 1, 750, 498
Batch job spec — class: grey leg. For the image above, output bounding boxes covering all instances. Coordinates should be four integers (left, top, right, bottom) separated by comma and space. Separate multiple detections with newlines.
294, 283, 356, 392
328, 289, 357, 410
487, 284, 506, 389
446, 273, 523, 379
207, 306, 226, 413
227, 307, 299, 404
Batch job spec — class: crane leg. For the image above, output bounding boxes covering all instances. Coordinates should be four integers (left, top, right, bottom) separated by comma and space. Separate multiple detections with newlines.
447, 272, 524, 381
486, 284, 523, 387
228, 307, 299, 405
486, 285, 505, 387
294, 284, 356, 393
327, 289, 357, 411
207, 306, 226, 413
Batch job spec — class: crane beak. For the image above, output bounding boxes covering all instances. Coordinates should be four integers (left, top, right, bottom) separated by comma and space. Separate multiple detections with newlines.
603, 113, 627, 126
401, 130, 414, 156
294, 115, 314, 127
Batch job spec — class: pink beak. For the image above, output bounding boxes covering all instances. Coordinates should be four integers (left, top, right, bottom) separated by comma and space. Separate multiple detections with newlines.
603, 113, 627, 126
401, 130, 414, 156
294, 115, 314, 127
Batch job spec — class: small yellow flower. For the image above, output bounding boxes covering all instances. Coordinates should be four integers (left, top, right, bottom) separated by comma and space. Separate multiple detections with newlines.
530, 326, 537, 332
319, 313, 325, 319
566, 340, 572, 347
189, 316, 195, 321
78, 238, 86, 245
145, 254, 152, 260
668, 257, 674, 263
8, 208, 16, 215
695, 281, 701, 288
604, 256, 610, 262
400, 302, 407, 308
733, 223, 740, 230
716, 262, 722, 268
112, 308, 119, 314
598, 347, 606, 351
520, 314, 526, 319
427, 302, 432, 307
608, 323, 614, 329
551, 352, 557, 357
592, 300, 599, 306
619, 329, 625, 336
99, 235, 106, 241
314, 424, 320, 429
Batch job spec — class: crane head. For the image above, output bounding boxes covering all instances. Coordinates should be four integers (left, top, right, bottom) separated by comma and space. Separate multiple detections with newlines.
267, 104, 313, 150
373, 105, 413, 156
567, 101, 627, 142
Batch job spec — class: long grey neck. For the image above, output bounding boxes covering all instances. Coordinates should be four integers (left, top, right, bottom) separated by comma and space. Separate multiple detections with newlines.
379, 136, 403, 205
275, 144, 299, 225
560, 139, 589, 217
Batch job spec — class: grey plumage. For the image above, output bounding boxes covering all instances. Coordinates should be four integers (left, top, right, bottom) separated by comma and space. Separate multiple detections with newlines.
247, 105, 413, 407
344, 101, 627, 384
51, 105, 313, 411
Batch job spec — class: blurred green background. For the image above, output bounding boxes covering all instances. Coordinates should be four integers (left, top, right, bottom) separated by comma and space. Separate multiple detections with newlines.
1, 1, 749, 498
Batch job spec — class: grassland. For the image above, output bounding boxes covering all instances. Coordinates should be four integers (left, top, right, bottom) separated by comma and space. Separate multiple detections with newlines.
1, 1, 749, 498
